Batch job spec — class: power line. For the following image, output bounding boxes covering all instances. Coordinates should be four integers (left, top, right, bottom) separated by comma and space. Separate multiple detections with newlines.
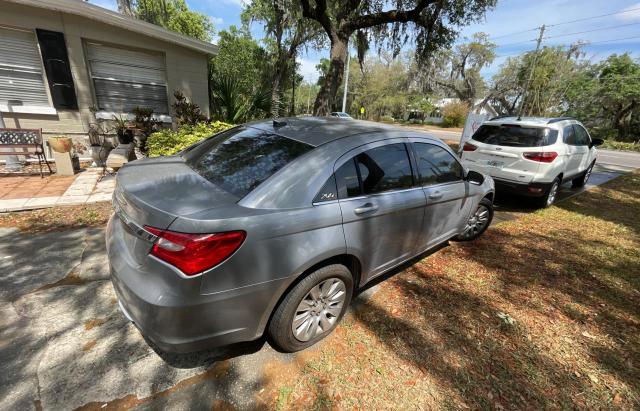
585, 35, 640, 45
489, 6, 640, 42
547, 6, 640, 28
544, 22, 640, 40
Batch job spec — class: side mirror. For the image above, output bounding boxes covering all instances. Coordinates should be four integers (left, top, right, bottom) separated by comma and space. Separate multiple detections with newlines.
591, 138, 604, 148
465, 170, 485, 185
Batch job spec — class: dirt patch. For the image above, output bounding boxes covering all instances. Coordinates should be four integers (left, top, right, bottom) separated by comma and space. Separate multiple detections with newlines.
82, 340, 97, 352
263, 170, 640, 409
75, 360, 231, 411
84, 318, 107, 331
0, 202, 113, 234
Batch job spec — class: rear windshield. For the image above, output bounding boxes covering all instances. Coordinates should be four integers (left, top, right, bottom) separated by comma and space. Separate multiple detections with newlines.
182, 126, 313, 198
471, 124, 558, 147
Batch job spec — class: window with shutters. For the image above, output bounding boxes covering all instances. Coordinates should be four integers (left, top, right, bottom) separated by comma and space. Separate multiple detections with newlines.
85, 42, 169, 114
0, 26, 51, 110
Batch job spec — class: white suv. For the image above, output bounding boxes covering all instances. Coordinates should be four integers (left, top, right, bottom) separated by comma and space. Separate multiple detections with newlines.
460, 117, 603, 207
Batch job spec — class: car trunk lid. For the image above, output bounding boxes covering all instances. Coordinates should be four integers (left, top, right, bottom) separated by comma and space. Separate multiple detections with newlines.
113, 156, 240, 264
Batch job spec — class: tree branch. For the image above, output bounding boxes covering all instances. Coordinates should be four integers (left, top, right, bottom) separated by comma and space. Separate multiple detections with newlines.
347, 0, 436, 31
300, 0, 334, 38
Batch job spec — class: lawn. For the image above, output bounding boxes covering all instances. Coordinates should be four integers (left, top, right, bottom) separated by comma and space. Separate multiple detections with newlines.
0, 202, 112, 233
261, 171, 640, 410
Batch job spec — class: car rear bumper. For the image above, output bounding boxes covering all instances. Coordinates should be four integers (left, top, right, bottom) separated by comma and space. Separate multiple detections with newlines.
106, 214, 287, 353
493, 178, 553, 197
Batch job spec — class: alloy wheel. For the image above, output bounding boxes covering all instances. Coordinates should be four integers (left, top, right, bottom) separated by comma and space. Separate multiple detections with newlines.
547, 181, 559, 206
292, 278, 346, 342
462, 204, 490, 238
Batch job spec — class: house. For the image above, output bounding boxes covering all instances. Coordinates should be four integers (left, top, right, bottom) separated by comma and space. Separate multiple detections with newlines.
0, 0, 217, 158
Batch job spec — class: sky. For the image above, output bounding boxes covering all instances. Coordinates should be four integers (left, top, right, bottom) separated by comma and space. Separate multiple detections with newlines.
90, 0, 640, 82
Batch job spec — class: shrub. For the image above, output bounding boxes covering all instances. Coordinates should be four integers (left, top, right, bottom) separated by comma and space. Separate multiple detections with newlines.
172, 90, 207, 126
146, 121, 233, 157
441, 101, 469, 128
601, 140, 640, 152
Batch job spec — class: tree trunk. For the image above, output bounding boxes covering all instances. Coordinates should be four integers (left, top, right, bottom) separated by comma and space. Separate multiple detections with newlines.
314, 36, 348, 116
271, 65, 283, 118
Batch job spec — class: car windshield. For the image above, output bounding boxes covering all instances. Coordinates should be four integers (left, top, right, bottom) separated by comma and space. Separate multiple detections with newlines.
471, 124, 558, 147
182, 127, 313, 198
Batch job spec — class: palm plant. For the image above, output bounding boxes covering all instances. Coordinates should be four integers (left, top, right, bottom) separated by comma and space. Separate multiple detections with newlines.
210, 76, 271, 123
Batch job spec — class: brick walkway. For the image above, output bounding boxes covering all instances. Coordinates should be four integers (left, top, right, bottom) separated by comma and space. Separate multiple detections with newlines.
0, 168, 114, 212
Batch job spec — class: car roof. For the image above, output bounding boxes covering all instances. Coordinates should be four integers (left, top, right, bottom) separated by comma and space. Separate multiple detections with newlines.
246, 116, 407, 147
484, 116, 579, 129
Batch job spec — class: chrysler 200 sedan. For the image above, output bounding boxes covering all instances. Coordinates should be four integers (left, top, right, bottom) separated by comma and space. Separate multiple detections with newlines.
106, 117, 495, 353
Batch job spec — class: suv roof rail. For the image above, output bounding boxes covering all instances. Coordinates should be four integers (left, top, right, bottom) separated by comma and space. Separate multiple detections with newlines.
547, 116, 574, 124
489, 115, 513, 121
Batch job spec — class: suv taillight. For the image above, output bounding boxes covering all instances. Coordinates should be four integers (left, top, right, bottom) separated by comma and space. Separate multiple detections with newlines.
463, 143, 478, 151
523, 152, 558, 163
144, 226, 246, 276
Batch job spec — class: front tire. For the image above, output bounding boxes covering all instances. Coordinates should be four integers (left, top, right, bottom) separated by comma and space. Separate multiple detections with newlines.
455, 198, 493, 241
268, 264, 353, 352
572, 162, 594, 188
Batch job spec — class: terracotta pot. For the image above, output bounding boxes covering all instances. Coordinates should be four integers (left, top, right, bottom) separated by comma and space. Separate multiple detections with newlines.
49, 137, 73, 153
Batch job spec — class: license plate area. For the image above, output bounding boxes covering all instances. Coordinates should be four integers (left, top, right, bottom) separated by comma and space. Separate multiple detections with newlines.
486, 160, 505, 169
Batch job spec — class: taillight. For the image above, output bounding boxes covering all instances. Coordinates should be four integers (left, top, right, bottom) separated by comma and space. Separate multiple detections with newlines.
523, 152, 558, 163
144, 226, 246, 276
463, 143, 478, 152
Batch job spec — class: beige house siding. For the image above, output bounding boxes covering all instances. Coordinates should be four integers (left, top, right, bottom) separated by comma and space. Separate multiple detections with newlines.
0, 1, 210, 157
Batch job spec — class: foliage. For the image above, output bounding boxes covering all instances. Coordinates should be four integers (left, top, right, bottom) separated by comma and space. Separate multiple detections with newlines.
209, 27, 272, 120
146, 121, 232, 157
430, 32, 496, 103
489, 44, 584, 117
133, 0, 214, 41
132, 106, 160, 152
242, 0, 324, 116
441, 101, 469, 128
564, 54, 640, 142
300, 0, 497, 114
172, 90, 206, 126
210, 76, 271, 123
601, 140, 640, 152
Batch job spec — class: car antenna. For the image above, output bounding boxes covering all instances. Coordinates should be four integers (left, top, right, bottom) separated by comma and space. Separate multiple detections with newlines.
273, 119, 287, 127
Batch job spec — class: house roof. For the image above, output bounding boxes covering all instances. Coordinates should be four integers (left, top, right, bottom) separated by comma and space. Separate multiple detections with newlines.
6, 0, 218, 55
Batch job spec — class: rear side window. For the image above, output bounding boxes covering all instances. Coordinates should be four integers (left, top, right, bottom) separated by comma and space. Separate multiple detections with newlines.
355, 144, 413, 194
183, 127, 313, 197
573, 125, 591, 146
335, 159, 361, 198
472, 124, 558, 147
563, 125, 576, 145
414, 143, 463, 185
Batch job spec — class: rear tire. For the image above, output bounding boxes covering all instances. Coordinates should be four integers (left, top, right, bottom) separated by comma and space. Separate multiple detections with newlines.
572, 162, 594, 188
537, 178, 560, 208
455, 198, 493, 241
268, 264, 353, 352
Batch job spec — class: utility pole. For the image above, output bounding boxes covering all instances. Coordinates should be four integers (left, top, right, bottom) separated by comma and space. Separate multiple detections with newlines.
307, 76, 312, 114
341, 48, 351, 113
518, 24, 545, 119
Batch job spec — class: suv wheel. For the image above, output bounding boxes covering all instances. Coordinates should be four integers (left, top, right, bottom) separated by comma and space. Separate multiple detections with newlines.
268, 264, 353, 352
455, 198, 493, 241
572, 162, 594, 188
538, 178, 560, 208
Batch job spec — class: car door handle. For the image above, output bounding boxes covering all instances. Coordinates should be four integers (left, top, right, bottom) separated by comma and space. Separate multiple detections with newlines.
354, 203, 378, 215
428, 192, 443, 200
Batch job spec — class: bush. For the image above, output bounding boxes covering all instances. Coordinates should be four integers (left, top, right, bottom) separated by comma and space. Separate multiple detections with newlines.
380, 115, 395, 123
441, 102, 469, 128
601, 140, 640, 152
146, 121, 233, 157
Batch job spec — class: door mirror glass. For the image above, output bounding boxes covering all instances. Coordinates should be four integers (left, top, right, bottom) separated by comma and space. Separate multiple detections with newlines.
591, 138, 604, 147
465, 170, 485, 185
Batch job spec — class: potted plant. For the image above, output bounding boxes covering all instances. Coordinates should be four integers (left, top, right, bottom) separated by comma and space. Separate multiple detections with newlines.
112, 114, 134, 144
88, 123, 113, 167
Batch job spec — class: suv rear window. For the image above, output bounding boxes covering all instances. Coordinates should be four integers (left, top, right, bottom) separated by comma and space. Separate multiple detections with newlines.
471, 124, 558, 147
182, 127, 313, 197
